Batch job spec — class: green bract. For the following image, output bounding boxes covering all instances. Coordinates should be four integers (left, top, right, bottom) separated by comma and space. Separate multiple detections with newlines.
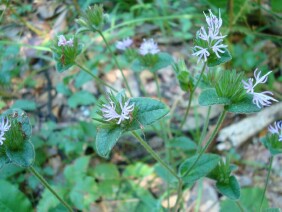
0, 108, 34, 169
95, 91, 170, 158
131, 53, 173, 73
207, 159, 240, 200
51, 36, 82, 73
76, 4, 105, 32
199, 70, 261, 114
261, 134, 282, 155
173, 59, 194, 92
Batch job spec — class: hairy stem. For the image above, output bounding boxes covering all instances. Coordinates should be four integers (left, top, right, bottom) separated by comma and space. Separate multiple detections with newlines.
75, 62, 117, 92
97, 30, 133, 96
29, 166, 73, 212
259, 156, 273, 211
198, 106, 212, 152
180, 63, 206, 129
131, 131, 183, 212
182, 110, 227, 177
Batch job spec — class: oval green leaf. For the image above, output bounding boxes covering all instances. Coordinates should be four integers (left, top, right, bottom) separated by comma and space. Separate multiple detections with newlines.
127, 97, 170, 131
226, 94, 261, 114
179, 153, 220, 184
216, 176, 241, 200
95, 127, 124, 158
6, 141, 35, 167
199, 89, 231, 106
207, 49, 232, 67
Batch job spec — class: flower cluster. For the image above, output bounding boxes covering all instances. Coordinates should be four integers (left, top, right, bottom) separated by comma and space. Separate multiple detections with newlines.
101, 97, 135, 124
268, 121, 282, 142
0, 117, 11, 145
58, 35, 74, 47
192, 9, 228, 63
139, 38, 160, 56
116, 38, 133, 51
242, 68, 278, 108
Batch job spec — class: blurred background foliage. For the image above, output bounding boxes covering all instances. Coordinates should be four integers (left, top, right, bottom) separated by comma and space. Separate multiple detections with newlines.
0, 0, 281, 211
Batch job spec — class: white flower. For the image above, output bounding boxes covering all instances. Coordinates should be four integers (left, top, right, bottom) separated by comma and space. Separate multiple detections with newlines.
203, 9, 223, 39
116, 38, 133, 51
193, 9, 228, 63
192, 46, 210, 63
242, 69, 278, 108
212, 39, 228, 58
268, 121, 282, 141
58, 35, 73, 47
101, 97, 135, 124
139, 39, 160, 55
0, 117, 11, 145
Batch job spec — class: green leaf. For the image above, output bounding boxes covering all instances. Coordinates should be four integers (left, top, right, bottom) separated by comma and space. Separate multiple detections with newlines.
93, 163, 120, 180
154, 163, 178, 183
207, 49, 232, 67
179, 153, 220, 184
11, 99, 37, 111
123, 162, 154, 178
127, 97, 170, 131
216, 176, 240, 200
199, 89, 231, 106
264, 208, 281, 212
64, 156, 90, 183
95, 127, 123, 158
271, 0, 282, 12
67, 90, 96, 108
0, 180, 32, 211
226, 94, 261, 114
131, 53, 173, 73
6, 141, 35, 167
220, 187, 268, 212
70, 176, 99, 210
74, 69, 97, 88
150, 53, 173, 73
168, 136, 197, 151
260, 135, 282, 155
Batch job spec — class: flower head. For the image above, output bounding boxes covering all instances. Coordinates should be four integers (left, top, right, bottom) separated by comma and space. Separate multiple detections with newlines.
116, 38, 133, 51
192, 46, 210, 63
139, 39, 160, 55
268, 121, 282, 141
242, 68, 278, 108
193, 9, 228, 63
58, 35, 73, 47
0, 117, 11, 145
101, 96, 135, 125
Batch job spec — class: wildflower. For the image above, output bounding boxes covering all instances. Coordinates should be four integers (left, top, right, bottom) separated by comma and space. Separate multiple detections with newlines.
211, 39, 228, 58
101, 97, 134, 124
242, 68, 278, 108
58, 35, 73, 47
139, 39, 160, 55
0, 117, 11, 145
116, 38, 133, 51
192, 46, 210, 63
268, 121, 282, 141
193, 9, 228, 63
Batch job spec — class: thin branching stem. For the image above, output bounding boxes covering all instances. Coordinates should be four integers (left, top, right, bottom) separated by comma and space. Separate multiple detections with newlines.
131, 131, 182, 212
75, 62, 117, 92
259, 156, 273, 211
97, 30, 133, 96
180, 63, 207, 129
182, 110, 227, 177
29, 166, 73, 212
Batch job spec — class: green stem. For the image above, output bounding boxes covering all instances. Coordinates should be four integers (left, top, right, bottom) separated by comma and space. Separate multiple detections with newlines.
131, 131, 183, 212
180, 63, 206, 129
198, 106, 212, 152
75, 62, 117, 92
182, 110, 227, 177
29, 166, 73, 212
97, 30, 133, 97
154, 73, 161, 99
236, 201, 245, 212
259, 156, 273, 211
